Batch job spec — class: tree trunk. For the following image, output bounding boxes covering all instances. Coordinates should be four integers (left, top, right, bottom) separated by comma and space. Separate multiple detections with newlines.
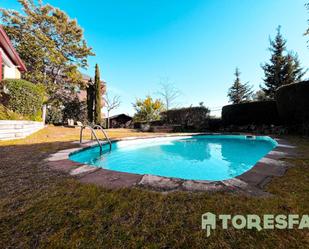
86, 83, 94, 123
107, 110, 110, 129
94, 64, 102, 125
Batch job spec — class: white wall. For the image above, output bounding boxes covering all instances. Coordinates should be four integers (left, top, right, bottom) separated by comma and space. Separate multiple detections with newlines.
3, 65, 21, 79
1, 48, 21, 79
0, 120, 45, 140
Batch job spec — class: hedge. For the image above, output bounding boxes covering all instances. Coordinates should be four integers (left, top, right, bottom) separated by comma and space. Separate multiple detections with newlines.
0, 104, 25, 120
222, 101, 280, 125
0, 79, 45, 121
133, 120, 164, 129
275, 81, 309, 124
161, 106, 210, 130
207, 118, 223, 131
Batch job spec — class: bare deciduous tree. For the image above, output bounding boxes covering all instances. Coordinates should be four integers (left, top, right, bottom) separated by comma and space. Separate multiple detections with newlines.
157, 79, 181, 110
104, 93, 121, 129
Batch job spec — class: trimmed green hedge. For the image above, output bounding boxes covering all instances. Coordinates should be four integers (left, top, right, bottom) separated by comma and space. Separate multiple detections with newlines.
222, 101, 280, 125
276, 81, 309, 124
161, 106, 210, 130
0, 79, 45, 121
207, 118, 223, 131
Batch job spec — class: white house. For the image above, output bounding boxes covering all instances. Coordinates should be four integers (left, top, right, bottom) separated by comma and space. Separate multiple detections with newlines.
0, 25, 27, 80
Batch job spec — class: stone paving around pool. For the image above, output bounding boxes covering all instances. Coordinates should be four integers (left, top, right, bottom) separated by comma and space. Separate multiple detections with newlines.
45, 135, 297, 197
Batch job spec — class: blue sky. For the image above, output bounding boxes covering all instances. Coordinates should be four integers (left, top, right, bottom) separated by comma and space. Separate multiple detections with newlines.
2, 0, 309, 116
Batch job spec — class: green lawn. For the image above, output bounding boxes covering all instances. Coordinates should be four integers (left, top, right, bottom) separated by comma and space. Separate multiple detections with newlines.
0, 126, 308, 248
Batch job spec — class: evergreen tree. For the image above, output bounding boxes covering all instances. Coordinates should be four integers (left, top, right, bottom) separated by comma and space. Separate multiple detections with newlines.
282, 53, 306, 84
227, 68, 253, 104
94, 64, 102, 125
86, 79, 94, 123
261, 27, 305, 98
253, 90, 268, 101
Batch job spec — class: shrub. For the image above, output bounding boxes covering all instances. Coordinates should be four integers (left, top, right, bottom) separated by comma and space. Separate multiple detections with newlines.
161, 106, 210, 131
222, 101, 279, 125
133, 120, 164, 129
133, 96, 164, 122
63, 99, 87, 124
46, 104, 63, 125
207, 118, 223, 131
1, 79, 45, 120
0, 104, 25, 120
45, 98, 87, 125
275, 81, 309, 124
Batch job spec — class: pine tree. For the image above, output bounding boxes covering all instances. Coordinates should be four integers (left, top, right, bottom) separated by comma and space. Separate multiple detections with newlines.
94, 64, 102, 125
86, 79, 94, 123
261, 27, 305, 99
253, 90, 268, 101
227, 68, 253, 104
282, 53, 306, 85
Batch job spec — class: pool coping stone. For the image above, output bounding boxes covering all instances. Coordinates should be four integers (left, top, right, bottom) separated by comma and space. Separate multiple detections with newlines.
45, 133, 297, 196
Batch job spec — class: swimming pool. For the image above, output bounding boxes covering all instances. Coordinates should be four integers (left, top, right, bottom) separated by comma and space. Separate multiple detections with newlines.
69, 135, 277, 181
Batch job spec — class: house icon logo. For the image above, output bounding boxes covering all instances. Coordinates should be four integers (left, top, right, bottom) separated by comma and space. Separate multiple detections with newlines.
202, 212, 216, 237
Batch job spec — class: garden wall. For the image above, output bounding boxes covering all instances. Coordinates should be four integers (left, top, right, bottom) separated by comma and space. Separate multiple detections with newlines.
276, 81, 309, 124
0, 120, 45, 140
222, 101, 280, 125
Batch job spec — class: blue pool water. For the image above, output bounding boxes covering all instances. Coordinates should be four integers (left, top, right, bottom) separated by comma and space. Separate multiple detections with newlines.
69, 135, 277, 181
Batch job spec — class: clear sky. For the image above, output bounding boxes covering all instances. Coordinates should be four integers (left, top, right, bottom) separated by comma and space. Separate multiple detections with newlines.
2, 0, 309, 116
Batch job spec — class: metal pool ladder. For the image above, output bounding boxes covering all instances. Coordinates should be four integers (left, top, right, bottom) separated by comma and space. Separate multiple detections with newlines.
79, 125, 112, 154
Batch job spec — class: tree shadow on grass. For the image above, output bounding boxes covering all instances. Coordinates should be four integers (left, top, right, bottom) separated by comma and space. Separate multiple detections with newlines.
0, 141, 79, 199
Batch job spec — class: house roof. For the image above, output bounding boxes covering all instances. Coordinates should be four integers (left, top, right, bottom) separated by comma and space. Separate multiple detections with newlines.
82, 73, 106, 85
82, 73, 91, 82
108, 114, 132, 119
0, 26, 27, 72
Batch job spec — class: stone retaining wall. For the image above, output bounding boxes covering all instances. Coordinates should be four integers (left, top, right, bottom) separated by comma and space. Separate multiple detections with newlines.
0, 120, 45, 140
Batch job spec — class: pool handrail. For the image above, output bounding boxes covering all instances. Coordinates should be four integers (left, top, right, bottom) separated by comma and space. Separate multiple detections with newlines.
79, 125, 112, 154
92, 124, 112, 151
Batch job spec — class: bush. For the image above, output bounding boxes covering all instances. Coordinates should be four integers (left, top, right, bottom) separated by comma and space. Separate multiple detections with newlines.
63, 99, 87, 124
0, 79, 45, 120
46, 104, 63, 125
207, 118, 223, 131
275, 81, 309, 124
161, 106, 210, 131
45, 98, 87, 125
0, 104, 25, 120
222, 101, 279, 125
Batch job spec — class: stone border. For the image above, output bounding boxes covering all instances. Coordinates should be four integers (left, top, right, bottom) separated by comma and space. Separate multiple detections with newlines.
45, 134, 297, 196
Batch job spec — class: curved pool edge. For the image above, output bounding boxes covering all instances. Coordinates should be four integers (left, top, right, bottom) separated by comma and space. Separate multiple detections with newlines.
45, 133, 297, 196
